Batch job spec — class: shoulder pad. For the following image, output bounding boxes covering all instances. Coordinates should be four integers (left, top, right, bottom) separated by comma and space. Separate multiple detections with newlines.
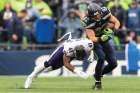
101, 7, 111, 20
82, 17, 96, 29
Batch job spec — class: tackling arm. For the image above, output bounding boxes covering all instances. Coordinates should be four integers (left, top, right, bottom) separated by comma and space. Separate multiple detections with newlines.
63, 54, 89, 79
63, 54, 74, 72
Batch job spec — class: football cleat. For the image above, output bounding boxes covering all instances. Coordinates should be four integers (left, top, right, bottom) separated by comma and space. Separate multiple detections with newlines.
92, 81, 102, 90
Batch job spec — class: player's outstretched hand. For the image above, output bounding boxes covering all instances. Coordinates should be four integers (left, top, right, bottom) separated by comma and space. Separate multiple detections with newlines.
79, 71, 89, 79
74, 68, 89, 79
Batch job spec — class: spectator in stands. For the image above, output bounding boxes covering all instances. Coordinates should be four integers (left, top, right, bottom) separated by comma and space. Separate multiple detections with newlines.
0, 2, 17, 30
45, 0, 63, 19
62, 0, 70, 13
59, 9, 83, 39
136, 36, 140, 50
18, 9, 36, 44
127, 31, 137, 42
0, 2, 23, 44
74, 0, 90, 13
110, 3, 126, 29
126, 0, 140, 34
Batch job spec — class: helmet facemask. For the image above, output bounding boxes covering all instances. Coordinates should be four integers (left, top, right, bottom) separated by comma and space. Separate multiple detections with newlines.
74, 45, 86, 60
87, 3, 102, 21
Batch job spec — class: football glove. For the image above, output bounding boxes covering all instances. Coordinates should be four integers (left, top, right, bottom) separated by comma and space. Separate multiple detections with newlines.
103, 28, 113, 36
100, 35, 109, 42
99, 28, 113, 42
74, 68, 89, 79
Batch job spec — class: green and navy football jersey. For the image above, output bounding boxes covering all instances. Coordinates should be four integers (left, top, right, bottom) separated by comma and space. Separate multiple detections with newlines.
82, 7, 111, 36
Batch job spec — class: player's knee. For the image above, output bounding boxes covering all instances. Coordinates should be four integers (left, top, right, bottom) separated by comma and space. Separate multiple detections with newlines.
98, 55, 105, 62
109, 61, 117, 69
112, 62, 117, 69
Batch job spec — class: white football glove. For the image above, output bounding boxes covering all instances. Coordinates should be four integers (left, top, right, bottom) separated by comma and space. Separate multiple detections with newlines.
74, 68, 89, 79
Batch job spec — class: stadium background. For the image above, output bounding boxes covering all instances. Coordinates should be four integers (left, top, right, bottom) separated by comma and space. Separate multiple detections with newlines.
0, 0, 140, 93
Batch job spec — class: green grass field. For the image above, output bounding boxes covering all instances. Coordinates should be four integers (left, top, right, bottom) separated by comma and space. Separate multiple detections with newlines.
0, 76, 140, 93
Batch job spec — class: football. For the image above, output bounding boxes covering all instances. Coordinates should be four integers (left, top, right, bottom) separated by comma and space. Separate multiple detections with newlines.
106, 22, 115, 29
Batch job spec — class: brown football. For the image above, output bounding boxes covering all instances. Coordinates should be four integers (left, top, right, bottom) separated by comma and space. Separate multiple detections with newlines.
106, 22, 115, 29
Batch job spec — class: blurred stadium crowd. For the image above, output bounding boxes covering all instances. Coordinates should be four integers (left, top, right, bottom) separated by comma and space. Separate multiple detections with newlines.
0, 0, 140, 50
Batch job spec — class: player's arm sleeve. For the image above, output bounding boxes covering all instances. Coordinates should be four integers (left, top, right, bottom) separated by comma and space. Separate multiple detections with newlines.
102, 7, 112, 20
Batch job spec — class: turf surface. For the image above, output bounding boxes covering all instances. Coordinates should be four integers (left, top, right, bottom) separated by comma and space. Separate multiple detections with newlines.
0, 76, 140, 93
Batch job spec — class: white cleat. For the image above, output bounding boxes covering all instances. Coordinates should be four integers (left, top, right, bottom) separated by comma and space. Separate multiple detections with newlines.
24, 64, 45, 89
24, 76, 33, 89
